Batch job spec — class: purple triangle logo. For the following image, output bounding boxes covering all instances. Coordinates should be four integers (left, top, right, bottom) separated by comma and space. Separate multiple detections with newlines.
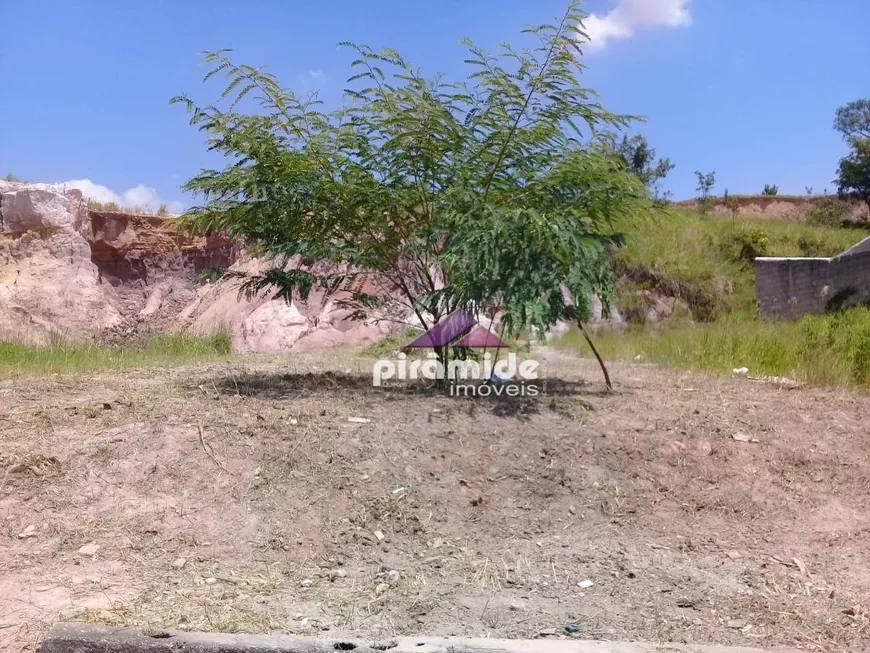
404, 311, 507, 349
405, 310, 477, 348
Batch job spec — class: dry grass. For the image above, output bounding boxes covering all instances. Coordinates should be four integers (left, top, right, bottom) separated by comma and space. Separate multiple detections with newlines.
87, 200, 174, 216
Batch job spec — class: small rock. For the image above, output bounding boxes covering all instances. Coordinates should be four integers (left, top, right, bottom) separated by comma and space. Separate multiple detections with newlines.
387, 569, 400, 583
568, 505, 576, 515
288, 418, 298, 425
300, 578, 314, 588
564, 623, 581, 634
732, 367, 749, 376
172, 558, 187, 569
293, 613, 304, 620
727, 618, 747, 629
348, 417, 371, 424
330, 568, 347, 580
375, 582, 389, 595
374, 530, 385, 542
725, 550, 742, 560
578, 579, 594, 589
78, 542, 99, 556
17, 525, 36, 539
204, 577, 218, 585
253, 466, 262, 477
538, 628, 557, 637
732, 433, 759, 443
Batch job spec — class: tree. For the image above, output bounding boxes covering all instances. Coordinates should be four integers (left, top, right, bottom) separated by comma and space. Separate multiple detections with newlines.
834, 100, 870, 211
694, 170, 716, 214
608, 134, 674, 202
837, 137, 870, 211
695, 171, 716, 200
723, 188, 740, 223
834, 99, 870, 141
173, 1, 651, 388
762, 183, 778, 196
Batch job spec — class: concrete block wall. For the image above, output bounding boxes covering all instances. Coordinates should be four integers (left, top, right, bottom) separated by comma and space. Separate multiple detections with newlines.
755, 245, 870, 318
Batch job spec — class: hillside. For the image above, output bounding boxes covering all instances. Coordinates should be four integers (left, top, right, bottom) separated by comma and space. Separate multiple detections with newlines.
671, 194, 869, 222
611, 208, 868, 321
568, 209, 870, 388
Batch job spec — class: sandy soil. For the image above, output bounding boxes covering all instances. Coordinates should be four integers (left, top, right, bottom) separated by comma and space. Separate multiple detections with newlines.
1, 349, 869, 652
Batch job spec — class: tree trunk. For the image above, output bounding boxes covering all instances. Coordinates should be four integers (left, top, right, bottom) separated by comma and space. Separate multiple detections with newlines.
576, 321, 613, 391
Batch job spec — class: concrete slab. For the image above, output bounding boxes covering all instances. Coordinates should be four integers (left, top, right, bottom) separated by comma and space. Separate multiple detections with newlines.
41, 623, 803, 653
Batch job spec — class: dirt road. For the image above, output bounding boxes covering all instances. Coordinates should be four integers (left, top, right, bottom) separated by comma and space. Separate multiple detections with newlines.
1, 350, 868, 652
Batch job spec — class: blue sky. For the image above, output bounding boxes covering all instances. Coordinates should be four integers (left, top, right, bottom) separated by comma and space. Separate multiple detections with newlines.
1, 0, 867, 209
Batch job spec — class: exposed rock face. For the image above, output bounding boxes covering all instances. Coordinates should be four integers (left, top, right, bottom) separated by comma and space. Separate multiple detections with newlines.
0, 181, 394, 352
87, 211, 240, 336
0, 182, 88, 233
181, 255, 394, 354
88, 211, 237, 285
0, 181, 120, 343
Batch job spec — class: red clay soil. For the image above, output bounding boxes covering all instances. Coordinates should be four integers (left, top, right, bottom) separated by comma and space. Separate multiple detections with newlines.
88, 211, 237, 284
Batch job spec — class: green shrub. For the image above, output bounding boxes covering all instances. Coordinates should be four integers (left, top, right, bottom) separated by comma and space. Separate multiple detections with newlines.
719, 227, 770, 264
762, 183, 779, 196
807, 198, 848, 227
796, 234, 838, 257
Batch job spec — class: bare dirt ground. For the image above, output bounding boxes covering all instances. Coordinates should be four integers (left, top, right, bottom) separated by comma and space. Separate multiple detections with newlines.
1, 348, 869, 652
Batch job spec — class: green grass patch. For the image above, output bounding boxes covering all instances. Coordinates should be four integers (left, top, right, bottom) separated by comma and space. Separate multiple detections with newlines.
0, 333, 234, 377
563, 306, 870, 389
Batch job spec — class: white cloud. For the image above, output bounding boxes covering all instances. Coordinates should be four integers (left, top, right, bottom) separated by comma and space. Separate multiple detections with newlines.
298, 69, 325, 90
59, 178, 185, 214
582, 0, 691, 51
